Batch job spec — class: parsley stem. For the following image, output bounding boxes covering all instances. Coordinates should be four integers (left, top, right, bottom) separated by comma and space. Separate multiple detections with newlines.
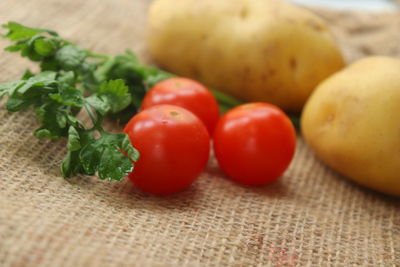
86, 51, 108, 60
137, 65, 244, 112
84, 103, 98, 128
210, 89, 243, 111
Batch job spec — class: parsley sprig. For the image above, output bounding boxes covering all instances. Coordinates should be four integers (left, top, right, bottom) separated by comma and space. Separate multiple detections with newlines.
0, 22, 145, 181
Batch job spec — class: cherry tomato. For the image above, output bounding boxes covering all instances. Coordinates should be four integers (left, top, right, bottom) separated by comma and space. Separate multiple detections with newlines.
124, 104, 210, 194
141, 77, 219, 135
213, 103, 296, 186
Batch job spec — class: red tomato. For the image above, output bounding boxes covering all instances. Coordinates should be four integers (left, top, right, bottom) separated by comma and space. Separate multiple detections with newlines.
141, 77, 219, 135
213, 103, 296, 186
124, 104, 210, 194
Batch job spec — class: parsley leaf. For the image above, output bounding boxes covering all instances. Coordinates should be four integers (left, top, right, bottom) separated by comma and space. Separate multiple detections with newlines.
62, 127, 139, 181
96, 79, 132, 113
34, 37, 60, 57
2, 21, 57, 41
79, 132, 139, 181
55, 45, 86, 70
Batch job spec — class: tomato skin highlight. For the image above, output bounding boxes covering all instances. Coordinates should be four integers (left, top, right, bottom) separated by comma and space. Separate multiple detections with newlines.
124, 105, 210, 194
213, 103, 296, 186
141, 77, 220, 135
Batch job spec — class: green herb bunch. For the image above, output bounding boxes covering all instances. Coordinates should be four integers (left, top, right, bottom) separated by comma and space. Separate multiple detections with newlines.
0, 22, 177, 181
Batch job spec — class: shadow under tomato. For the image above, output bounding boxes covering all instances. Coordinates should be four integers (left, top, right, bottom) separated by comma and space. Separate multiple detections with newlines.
100, 177, 206, 212
205, 162, 294, 199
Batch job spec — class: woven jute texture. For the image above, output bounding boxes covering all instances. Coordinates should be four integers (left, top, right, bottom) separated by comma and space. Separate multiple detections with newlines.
0, 1, 399, 266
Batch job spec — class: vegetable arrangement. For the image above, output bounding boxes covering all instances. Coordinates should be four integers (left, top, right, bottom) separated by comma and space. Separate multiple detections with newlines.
0, 22, 297, 194
146, 0, 400, 197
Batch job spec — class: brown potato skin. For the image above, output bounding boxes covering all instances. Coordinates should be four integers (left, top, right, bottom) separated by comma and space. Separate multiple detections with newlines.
301, 57, 400, 196
147, 0, 345, 112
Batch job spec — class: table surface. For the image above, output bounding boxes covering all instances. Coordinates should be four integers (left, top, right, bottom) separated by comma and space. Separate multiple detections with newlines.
0, 1, 399, 266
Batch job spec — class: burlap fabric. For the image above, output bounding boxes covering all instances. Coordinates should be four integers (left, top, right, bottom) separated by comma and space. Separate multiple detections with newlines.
0, 1, 399, 266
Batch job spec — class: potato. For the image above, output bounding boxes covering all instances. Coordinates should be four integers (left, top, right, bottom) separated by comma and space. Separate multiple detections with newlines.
301, 56, 400, 196
147, 0, 345, 112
